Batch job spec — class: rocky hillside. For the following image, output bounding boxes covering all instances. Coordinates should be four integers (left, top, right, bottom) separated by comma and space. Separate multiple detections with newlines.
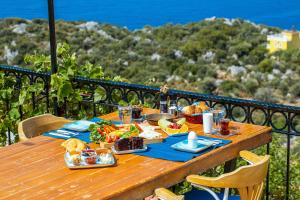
0, 18, 300, 105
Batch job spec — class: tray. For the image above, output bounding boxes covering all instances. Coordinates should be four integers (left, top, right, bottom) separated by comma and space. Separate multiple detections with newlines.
111, 144, 148, 155
171, 139, 215, 153
64, 149, 116, 169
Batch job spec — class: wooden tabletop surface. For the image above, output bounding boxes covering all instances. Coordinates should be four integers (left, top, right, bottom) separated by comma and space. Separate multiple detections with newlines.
0, 108, 272, 200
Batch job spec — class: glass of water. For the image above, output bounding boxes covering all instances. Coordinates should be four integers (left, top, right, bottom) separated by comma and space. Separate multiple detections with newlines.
212, 109, 225, 132
118, 105, 132, 124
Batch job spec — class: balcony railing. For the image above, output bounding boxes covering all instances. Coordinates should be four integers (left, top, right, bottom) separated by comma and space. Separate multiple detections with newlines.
0, 64, 299, 200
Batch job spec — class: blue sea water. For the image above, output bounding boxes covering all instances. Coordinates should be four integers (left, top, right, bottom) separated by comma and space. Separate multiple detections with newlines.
1, 0, 300, 30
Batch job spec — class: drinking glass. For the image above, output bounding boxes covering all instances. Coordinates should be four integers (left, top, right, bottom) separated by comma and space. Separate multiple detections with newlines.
203, 111, 213, 134
212, 109, 225, 132
118, 105, 132, 124
220, 118, 230, 135
131, 105, 143, 122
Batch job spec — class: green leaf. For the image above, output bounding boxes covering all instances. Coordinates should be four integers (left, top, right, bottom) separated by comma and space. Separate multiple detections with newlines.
18, 90, 27, 105
8, 108, 20, 120
57, 82, 73, 101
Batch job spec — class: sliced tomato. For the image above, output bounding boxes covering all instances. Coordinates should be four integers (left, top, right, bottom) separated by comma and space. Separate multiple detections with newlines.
111, 135, 120, 142
97, 127, 104, 136
105, 135, 113, 143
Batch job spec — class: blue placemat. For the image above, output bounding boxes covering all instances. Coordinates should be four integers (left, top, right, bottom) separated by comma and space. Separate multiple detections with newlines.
134, 135, 231, 162
43, 117, 122, 143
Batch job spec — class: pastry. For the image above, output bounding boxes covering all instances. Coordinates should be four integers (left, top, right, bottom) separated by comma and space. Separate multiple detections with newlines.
70, 154, 81, 165
61, 138, 86, 155
199, 102, 210, 112
183, 105, 195, 115
195, 106, 202, 114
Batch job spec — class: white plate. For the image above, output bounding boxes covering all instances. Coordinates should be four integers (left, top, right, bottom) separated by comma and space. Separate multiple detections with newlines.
111, 145, 148, 154
63, 120, 95, 132
171, 139, 215, 153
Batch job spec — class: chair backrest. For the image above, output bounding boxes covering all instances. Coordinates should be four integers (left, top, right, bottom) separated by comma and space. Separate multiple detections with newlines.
216, 151, 270, 200
18, 114, 71, 142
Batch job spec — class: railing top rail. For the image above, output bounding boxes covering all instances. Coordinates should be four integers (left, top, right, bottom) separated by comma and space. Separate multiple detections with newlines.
1, 64, 300, 114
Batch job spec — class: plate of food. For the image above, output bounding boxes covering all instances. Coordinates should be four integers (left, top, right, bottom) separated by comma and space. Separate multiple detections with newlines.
61, 138, 116, 169
158, 118, 189, 136
89, 120, 163, 148
111, 137, 148, 154
171, 139, 214, 153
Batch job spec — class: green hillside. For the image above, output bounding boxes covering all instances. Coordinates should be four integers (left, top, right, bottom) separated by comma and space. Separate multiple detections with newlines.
0, 18, 300, 105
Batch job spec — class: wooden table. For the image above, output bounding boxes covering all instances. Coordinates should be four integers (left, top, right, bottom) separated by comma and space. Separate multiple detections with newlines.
0, 108, 272, 200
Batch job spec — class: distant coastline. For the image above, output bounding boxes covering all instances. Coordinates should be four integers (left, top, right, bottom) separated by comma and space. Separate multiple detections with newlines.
0, 0, 300, 30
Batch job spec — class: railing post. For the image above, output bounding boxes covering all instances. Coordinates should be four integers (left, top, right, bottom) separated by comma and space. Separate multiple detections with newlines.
47, 0, 59, 116
47, 0, 57, 74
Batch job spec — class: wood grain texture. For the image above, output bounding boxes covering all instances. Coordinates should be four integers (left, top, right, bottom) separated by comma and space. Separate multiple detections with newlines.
0, 108, 272, 200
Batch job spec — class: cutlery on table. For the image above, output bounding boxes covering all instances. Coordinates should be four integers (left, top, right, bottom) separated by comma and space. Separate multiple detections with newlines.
48, 132, 71, 138
198, 138, 222, 145
57, 130, 79, 136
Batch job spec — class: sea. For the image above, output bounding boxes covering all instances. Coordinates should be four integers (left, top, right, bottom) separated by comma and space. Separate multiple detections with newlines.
1, 0, 300, 30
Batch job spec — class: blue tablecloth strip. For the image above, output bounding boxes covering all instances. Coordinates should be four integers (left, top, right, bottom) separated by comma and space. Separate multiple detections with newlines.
134, 135, 231, 162
43, 117, 121, 143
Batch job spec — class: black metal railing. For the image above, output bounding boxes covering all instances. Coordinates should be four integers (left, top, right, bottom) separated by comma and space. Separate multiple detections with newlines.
0, 65, 299, 199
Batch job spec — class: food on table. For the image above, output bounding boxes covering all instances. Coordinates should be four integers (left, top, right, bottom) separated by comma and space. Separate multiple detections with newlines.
66, 148, 115, 167
181, 102, 210, 124
114, 137, 144, 151
182, 105, 195, 115
198, 101, 210, 112
89, 120, 140, 144
70, 154, 81, 166
165, 124, 189, 135
158, 118, 189, 135
187, 131, 198, 148
158, 118, 172, 129
145, 113, 174, 126
85, 156, 97, 165
98, 153, 115, 164
176, 118, 186, 125
81, 149, 97, 158
182, 101, 210, 116
61, 138, 86, 155
188, 131, 198, 140
139, 130, 161, 139
195, 106, 202, 113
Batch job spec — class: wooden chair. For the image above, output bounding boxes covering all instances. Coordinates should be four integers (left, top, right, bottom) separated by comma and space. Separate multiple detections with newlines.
154, 150, 270, 200
18, 114, 71, 142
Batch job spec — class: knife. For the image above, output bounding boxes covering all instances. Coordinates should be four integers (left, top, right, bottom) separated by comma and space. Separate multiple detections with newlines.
198, 138, 222, 144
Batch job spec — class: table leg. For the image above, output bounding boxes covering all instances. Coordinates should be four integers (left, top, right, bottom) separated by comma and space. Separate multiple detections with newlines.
223, 159, 237, 194
224, 158, 237, 173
